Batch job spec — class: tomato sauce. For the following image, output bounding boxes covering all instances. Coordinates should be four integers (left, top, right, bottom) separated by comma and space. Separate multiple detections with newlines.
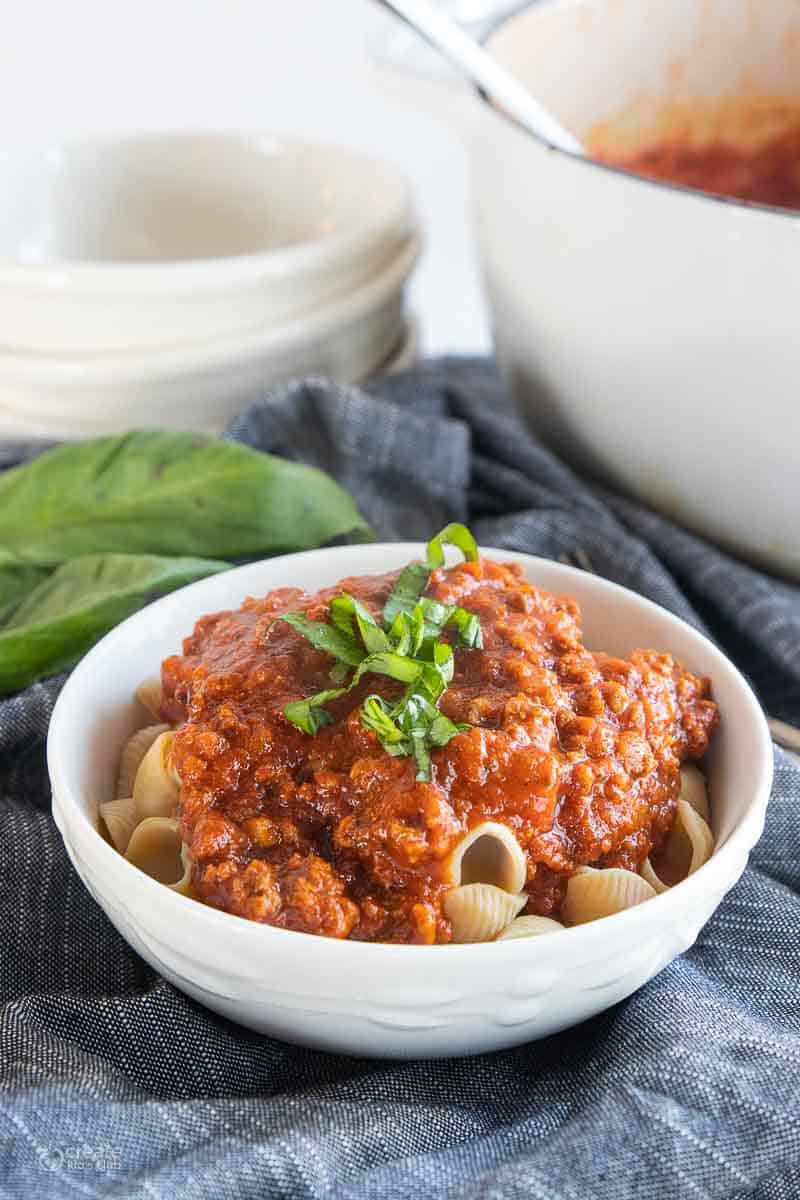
601, 124, 800, 210
161, 558, 718, 944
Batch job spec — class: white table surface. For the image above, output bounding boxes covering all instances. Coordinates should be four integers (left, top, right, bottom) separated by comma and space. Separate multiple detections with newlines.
0, 0, 491, 357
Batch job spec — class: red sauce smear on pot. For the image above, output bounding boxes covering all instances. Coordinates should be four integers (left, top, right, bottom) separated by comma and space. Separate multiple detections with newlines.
602, 124, 800, 210
160, 558, 718, 944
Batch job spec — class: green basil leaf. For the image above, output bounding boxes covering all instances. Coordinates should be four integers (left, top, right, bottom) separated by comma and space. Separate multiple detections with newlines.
414, 643, 455, 705
383, 560, 431, 627
448, 607, 484, 650
411, 732, 432, 782
351, 651, 423, 689
383, 524, 479, 626
428, 712, 470, 747
360, 695, 407, 747
420, 598, 450, 625
0, 431, 371, 566
0, 553, 227, 696
360, 687, 468, 780
283, 686, 348, 735
286, 652, 422, 736
418, 598, 483, 649
433, 641, 455, 678
329, 661, 351, 685
425, 523, 479, 569
272, 612, 364, 667
330, 594, 390, 655
388, 606, 425, 658
0, 559, 52, 625
396, 693, 432, 733
282, 527, 481, 768
419, 597, 452, 637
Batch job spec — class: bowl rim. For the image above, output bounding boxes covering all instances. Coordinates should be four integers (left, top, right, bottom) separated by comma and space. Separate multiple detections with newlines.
0, 235, 419, 383
47, 542, 774, 961
483, 0, 800, 222
0, 132, 416, 284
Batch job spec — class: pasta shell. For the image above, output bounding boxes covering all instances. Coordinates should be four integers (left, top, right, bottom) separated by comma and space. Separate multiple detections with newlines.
99, 796, 138, 854
446, 821, 528, 893
674, 798, 715, 877
445, 883, 527, 944
644, 793, 715, 890
135, 677, 163, 720
562, 867, 656, 925
170, 842, 194, 897
679, 765, 711, 823
640, 857, 670, 894
125, 816, 192, 890
117, 724, 169, 800
496, 915, 564, 941
133, 730, 180, 820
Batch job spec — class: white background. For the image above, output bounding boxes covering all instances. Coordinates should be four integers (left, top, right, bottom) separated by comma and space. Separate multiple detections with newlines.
0, 0, 491, 354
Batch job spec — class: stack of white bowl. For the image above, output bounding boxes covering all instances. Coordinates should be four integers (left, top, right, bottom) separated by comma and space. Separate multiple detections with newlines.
0, 134, 419, 439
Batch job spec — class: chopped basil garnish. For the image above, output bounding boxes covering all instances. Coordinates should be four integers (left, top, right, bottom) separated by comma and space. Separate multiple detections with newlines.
360, 695, 407, 749
272, 611, 364, 666
382, 560, 431, 627
425, 523, 479, 568
283, 686, 348, 735
276, 524, 482, 781
330, 593, 391, 655
383, 522, 478, 626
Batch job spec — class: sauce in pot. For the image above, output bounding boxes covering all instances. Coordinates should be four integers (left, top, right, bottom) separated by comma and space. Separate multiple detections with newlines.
602, 123, 800, 210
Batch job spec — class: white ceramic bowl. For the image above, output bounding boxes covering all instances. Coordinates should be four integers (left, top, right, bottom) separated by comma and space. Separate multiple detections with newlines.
0, 134, 415, 353
471, 0, 800, 578
0, 236, 418, 438
48, 543, 772, 1059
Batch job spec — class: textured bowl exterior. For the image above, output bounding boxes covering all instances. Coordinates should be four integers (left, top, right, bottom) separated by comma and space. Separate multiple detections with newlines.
48, 546, 773, 1058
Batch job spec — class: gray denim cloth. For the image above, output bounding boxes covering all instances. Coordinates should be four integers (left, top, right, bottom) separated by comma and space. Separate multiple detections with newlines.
1, 358, 798, 1200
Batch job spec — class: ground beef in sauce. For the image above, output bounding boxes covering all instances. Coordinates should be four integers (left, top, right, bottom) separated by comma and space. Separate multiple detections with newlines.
160, 558, 718, 944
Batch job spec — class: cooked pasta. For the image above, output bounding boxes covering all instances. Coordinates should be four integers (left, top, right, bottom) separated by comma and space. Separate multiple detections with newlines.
561, 867, 657, 925
133, 731, 180, 820
496, 915, 564, 941
135, 676, 163, 720
445, 883, 526, 943
99, 796, 138, 854
640, 766, 714, 892
446, 821, 528, 894
679, 764, 711, 823
109, 693, 716, 941
124, 816, 192, 892
663, 798, 715, 881
640, 857, 670, 895
117, 723, 169, 800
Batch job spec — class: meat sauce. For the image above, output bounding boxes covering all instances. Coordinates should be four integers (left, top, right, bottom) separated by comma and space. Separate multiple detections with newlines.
601, 123, 800, 211
161, 558, 718, 944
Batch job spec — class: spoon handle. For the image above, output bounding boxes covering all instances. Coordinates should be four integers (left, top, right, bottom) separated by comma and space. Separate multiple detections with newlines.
374, 0, 583, 155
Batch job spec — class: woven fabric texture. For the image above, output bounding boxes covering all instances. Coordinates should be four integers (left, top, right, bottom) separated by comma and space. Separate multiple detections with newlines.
1, 359, 798, 1200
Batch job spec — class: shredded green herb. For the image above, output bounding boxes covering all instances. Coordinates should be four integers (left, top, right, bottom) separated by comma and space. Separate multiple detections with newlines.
275, 523, 481, 781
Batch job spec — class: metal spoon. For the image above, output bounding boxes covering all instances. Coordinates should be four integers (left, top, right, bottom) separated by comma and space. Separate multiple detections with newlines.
373, 0, 584, 155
